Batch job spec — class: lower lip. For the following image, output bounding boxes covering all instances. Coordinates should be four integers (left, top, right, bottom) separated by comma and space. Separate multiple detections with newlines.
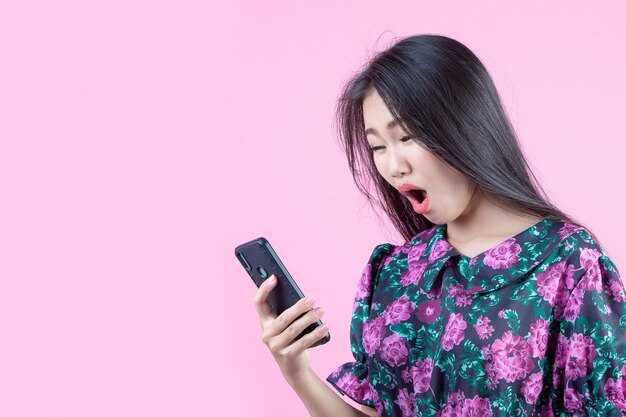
409, 193, 430, 214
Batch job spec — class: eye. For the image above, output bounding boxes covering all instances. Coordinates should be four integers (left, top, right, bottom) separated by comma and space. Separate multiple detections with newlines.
369, 135, 414, 153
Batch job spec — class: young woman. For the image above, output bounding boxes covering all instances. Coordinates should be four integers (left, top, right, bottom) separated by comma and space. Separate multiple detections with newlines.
252, 34, 626, 417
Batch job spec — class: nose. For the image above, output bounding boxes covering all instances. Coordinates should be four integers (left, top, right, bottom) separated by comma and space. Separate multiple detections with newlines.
388, 146, 411, 178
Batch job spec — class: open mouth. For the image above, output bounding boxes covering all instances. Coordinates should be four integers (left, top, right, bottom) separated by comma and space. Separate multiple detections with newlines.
408, 189, 427, 203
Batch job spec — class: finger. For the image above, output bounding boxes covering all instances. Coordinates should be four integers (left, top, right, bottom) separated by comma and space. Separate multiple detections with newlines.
271, 294, 317, 335
252, 274, 279, 319
284, 317, 330, 355
272, 303, 323, 349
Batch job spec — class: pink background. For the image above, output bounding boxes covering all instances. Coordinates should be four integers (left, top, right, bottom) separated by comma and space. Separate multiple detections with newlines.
1, 1, 625, 416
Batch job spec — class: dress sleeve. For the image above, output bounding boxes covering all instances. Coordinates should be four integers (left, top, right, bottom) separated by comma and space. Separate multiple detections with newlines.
325, 243, 394, 408
551, 239, 626, 416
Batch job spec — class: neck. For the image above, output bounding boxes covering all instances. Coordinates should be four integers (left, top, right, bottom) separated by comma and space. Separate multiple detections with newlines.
446, 189, 541, 244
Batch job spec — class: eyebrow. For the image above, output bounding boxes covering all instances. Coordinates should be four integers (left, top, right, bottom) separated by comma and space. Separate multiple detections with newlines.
365, 119, 399, 136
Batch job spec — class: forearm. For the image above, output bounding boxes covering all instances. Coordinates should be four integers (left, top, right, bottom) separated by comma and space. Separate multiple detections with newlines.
286, 366, 370, 417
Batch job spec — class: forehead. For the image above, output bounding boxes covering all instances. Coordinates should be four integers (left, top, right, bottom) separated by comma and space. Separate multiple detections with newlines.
362, 89, 388, 115
363, 90, 403, 135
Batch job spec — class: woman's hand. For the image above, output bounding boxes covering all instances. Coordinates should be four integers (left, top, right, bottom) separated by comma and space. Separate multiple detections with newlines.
252, 274, 330, 385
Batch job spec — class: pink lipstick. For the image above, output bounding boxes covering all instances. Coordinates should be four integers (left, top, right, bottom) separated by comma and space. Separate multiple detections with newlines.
397, 183, 430, 214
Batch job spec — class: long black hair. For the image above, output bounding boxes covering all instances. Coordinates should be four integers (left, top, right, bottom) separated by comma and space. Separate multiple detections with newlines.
334, 33, 606, 252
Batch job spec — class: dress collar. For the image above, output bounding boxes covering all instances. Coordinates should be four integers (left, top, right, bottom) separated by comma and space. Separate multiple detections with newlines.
406, 218, 580, 296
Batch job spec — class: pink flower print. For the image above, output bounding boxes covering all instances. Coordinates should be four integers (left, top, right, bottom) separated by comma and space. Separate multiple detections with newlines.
527, 318, 550, 359
607, 279, 626, 302
579, 247, 602, 270
361, 379, 377, 403
394, 388, 417, 417
416, 299, 441, 323
521, 371, 543, 404
356, 263, 372, 300
423, 226, 438, 239
469, 257, 478, 267
564, 264, 576, 289
536, 261, 574, 306
490, 331, 535, 382
391, 244, 410, 258
447, 389, 465, 406
438, 404, 461, 417
400, 258, 428, 287
450, 282, 480, 302
438, 392, 465, 416
441, 313, 467, 351
379, 333, 409, 367
335, 372, 367, 401
424, 283, 443, 299
384, 295, 416, 325
558, 223, 583, 240
538, 398, 555, 417
564, 333, 597, 381
552, 369, 562, 388
467, 286, 483, 295
554, 333, 569, 369
483, 238, 521, 270
448, 283, 464, 297
553, 284, 571, 321
605, 377, 626, 411
497, 310, 505, 318
454, 290, 472, 307
461, 395, 492, 416
401, 368, 412, 384
563, 286, 584, 322
408, 241, 427, 261
564, 388, 583, 411
473, 315, 495, 340
410, 357, 434, 393
580, 263, 602, 292
429, 239, 452, 263
484, 360, 498, 390
362, 316, 385, 356
481, 345, 492, 361
374, 393, 384, 416
565, 360, 586, 381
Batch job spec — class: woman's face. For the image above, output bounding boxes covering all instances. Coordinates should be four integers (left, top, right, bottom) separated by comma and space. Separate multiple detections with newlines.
362, 88, 478, 225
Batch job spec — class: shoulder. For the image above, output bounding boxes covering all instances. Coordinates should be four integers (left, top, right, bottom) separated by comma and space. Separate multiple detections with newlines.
369, 224, 440, 267
356, 227, 438, 299
518, 220, 620, 298
550, 223, 624, 319
555, 223, 617, 274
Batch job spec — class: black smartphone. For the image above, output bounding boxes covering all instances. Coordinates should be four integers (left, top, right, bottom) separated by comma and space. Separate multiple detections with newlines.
234, 237, 330, 348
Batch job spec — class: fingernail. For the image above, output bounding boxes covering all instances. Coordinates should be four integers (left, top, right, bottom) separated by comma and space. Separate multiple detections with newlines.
305, 296, 316, 307
268, 275, 276, 284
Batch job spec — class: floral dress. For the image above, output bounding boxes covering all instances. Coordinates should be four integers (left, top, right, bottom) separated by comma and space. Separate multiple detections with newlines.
326, 218, 626, 416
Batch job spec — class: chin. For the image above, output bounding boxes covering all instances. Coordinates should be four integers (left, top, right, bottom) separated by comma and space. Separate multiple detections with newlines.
420, 213, 440, 224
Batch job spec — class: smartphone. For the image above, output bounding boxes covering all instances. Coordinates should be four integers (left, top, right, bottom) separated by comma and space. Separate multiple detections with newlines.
234, 237, 330, 348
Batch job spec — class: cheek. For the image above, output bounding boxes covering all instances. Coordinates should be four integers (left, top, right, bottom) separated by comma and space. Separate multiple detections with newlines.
372, 157, 388, 177
431, 164, 472, 200
445, 179, 474, 207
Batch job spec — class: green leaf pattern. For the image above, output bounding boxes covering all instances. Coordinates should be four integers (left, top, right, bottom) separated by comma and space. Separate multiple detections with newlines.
326, 219, 626, 416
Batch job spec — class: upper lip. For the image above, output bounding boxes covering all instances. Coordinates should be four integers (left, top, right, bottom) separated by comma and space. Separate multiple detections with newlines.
397, 183, 425, 194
